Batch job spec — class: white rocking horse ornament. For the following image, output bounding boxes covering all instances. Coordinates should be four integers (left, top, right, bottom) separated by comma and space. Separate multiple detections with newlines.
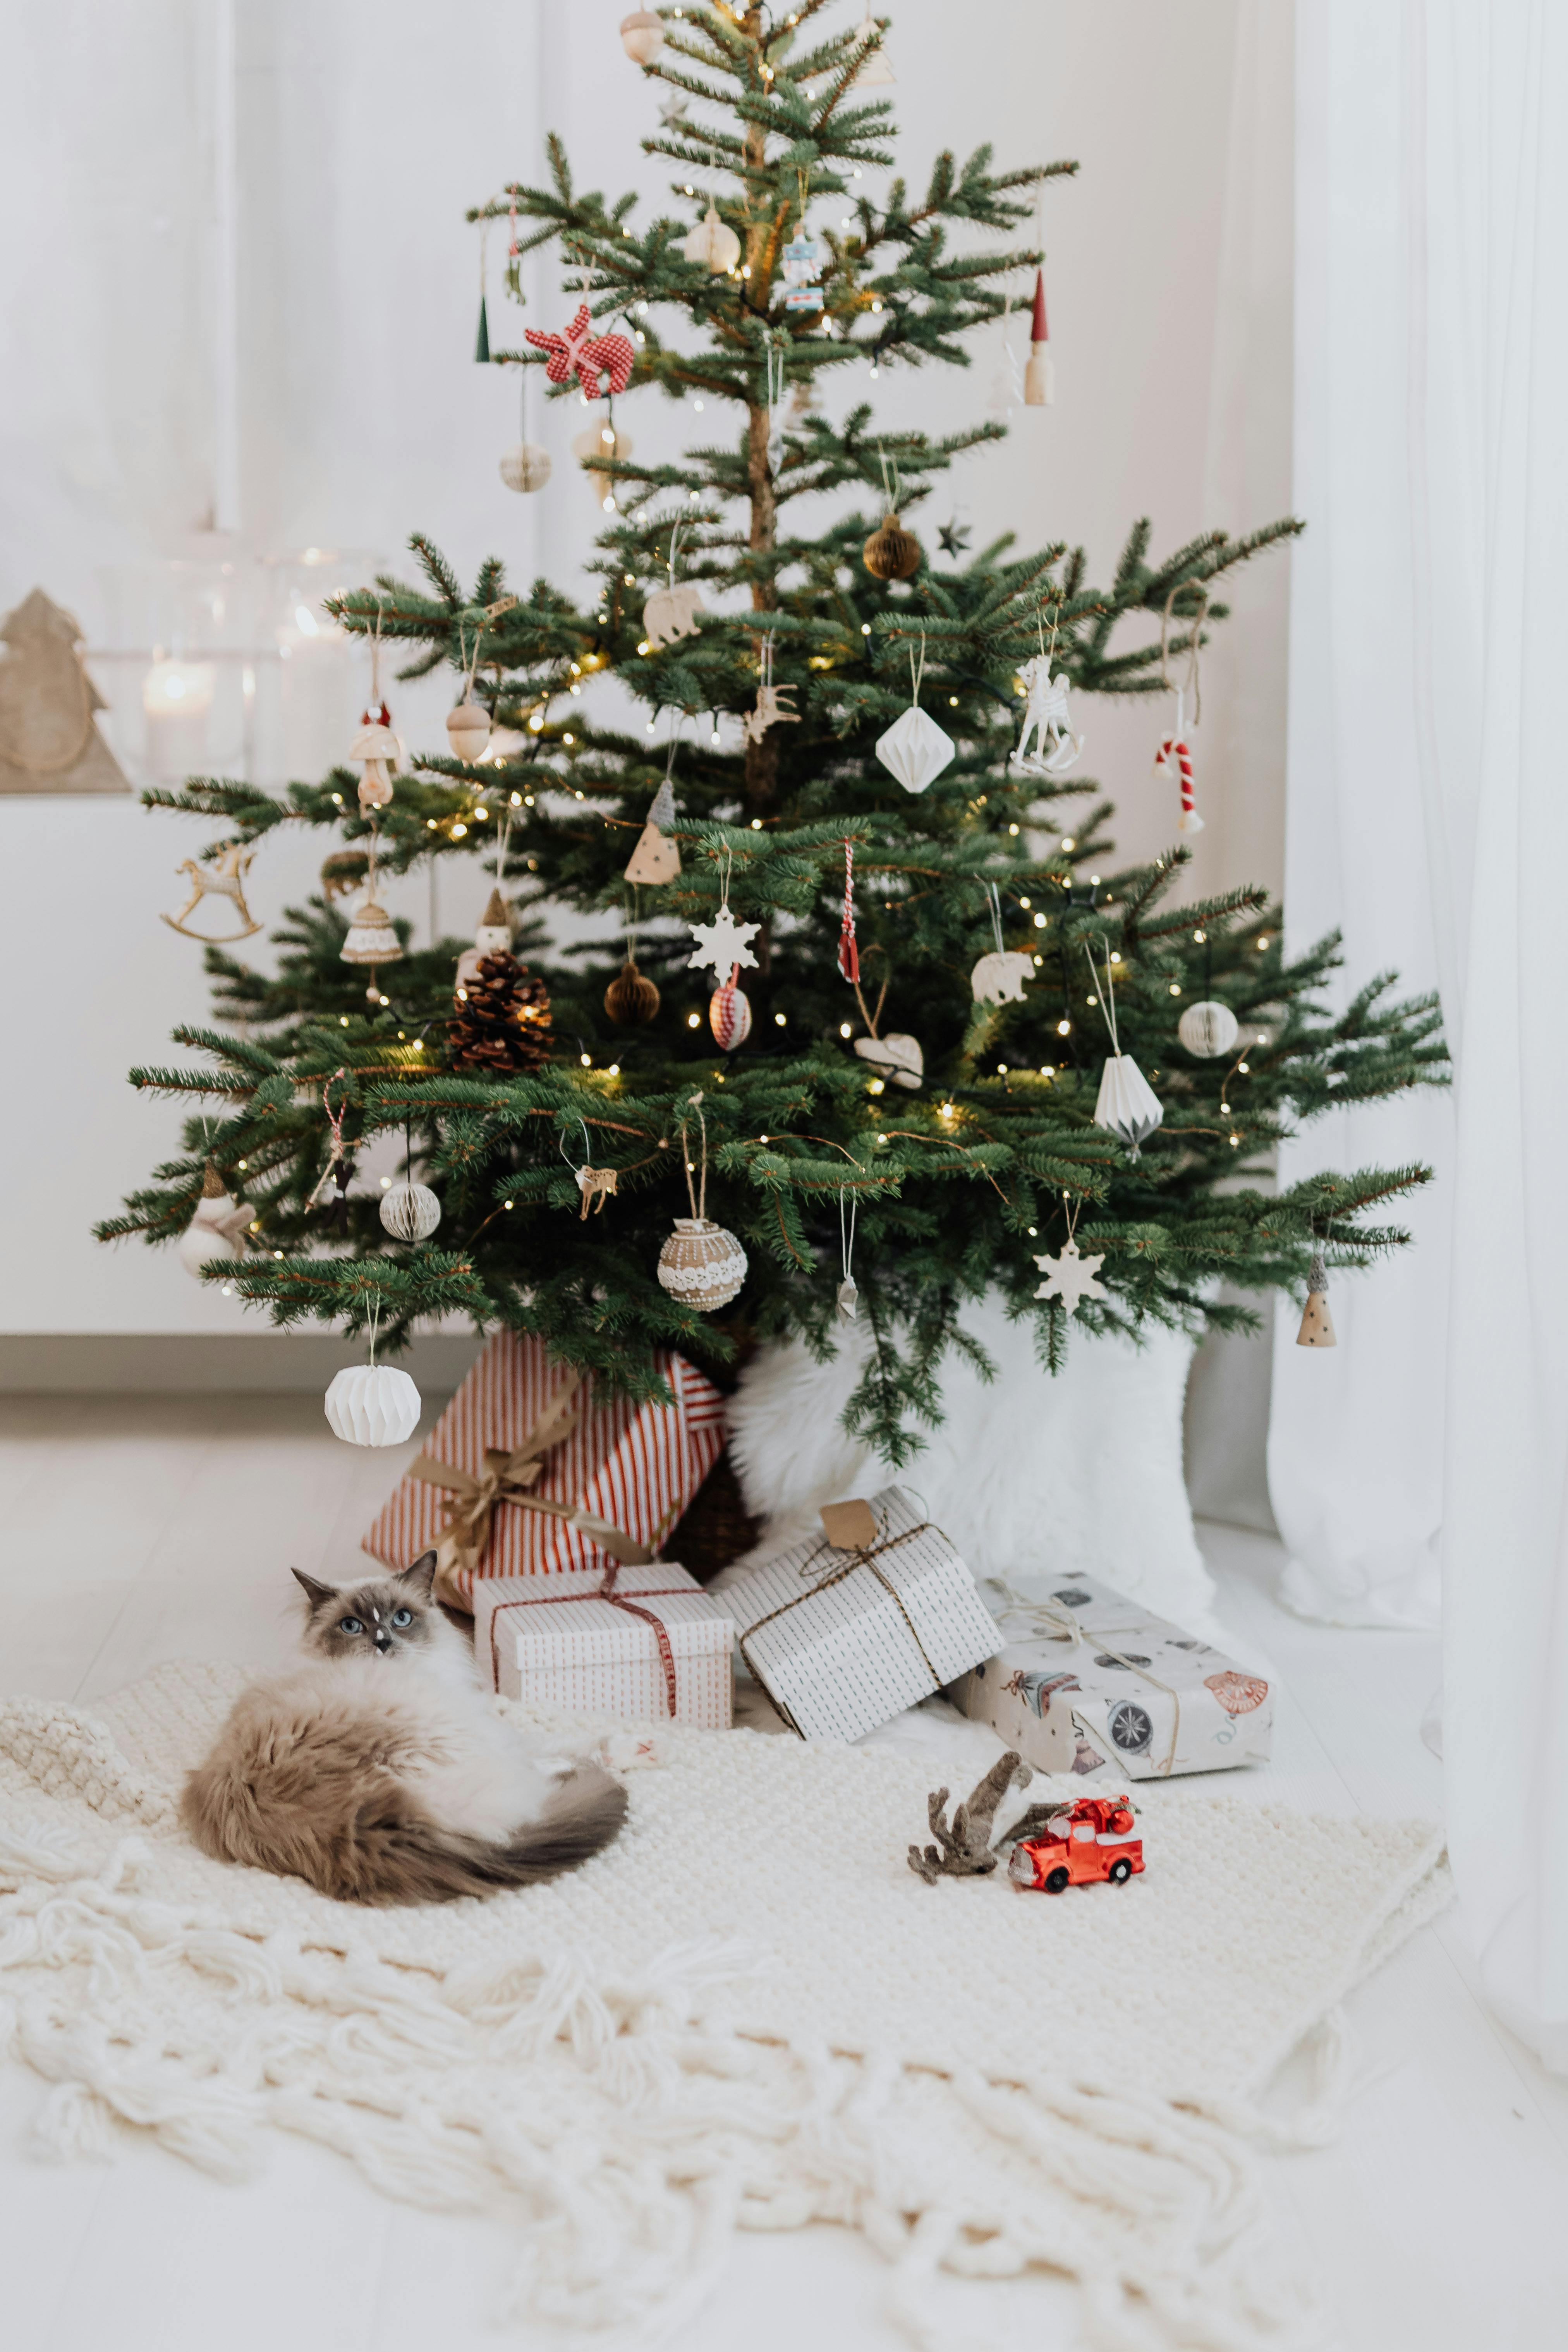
1010, 654, 1084, 777
161, 842, 263, 942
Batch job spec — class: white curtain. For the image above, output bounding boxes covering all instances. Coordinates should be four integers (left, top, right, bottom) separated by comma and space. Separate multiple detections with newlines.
1282, 0, 1568, 2067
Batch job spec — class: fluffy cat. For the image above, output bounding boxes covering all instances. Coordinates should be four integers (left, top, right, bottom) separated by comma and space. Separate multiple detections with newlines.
180, 1552, 627, 1904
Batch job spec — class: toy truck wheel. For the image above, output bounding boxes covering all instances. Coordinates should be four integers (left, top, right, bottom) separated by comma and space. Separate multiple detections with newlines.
1044, 1867, 1070, 1893
1109, 1858, 1132, 1884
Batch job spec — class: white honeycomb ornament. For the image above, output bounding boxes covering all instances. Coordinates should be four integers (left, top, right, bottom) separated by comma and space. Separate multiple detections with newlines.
324, 1364, 422, 1448
379, 1182, 441, 1243
1177, 999, 1240, 1059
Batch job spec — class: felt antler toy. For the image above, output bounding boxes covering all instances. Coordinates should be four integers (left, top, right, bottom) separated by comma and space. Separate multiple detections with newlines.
524, 303, 635, 401
907, 1750, 1033, 1884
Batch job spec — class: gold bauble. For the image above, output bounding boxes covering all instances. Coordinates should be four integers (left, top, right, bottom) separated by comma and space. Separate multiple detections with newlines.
862, 514, 922, 581
605, 961, 661, 1026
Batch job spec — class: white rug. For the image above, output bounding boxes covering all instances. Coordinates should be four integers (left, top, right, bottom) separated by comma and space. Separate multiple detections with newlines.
0, 1663, 1448, 2352
726, 1297, 1216, 1630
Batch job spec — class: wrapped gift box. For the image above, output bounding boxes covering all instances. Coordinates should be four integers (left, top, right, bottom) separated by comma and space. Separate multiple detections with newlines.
950, 1574, 1273, 1780
717, 1486, 1002, 1743
363, 1331, 725, 1606
474, 1562, 733, 1727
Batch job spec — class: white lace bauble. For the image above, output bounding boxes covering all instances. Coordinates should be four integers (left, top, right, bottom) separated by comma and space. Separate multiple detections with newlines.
657, 1218, 747, 1312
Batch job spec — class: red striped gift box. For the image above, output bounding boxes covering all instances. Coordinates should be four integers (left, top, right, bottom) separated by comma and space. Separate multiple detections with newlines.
362, 1332, 725, 1605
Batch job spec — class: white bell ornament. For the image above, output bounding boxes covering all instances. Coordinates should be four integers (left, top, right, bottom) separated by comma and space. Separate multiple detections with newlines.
854, 1032, 923, 1090
875, 704, 954, 794
324, 1362, 422, 1448
379, 1181, 441, 1243
1177, 999, 1239, 1059
341, 894, 403, 968
1093, 1052, 1164, 1156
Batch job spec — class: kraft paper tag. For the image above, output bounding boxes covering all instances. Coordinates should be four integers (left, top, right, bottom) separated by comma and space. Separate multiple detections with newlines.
819, 1497, 877, 1551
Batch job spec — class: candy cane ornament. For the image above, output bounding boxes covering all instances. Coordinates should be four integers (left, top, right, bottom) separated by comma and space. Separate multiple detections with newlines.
1154, 728, 1202, 835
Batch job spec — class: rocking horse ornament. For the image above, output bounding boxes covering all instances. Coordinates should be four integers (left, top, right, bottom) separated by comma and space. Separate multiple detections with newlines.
161, 842, 263, 943
1010, 653, 1084, 777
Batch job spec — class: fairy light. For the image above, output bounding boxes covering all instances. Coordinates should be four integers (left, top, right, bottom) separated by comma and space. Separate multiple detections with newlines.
1168, 982, 1181, 996
1057, 1018, 1071, 1036
1034, 913, 1047, 929
775, 1011, 786, 1025
1061, 836, 1075, 852
580, 1053, 591, 1068
839, 1022, 852, 1038
1010, 824, 1020, 836
688, 1011, 701, 1028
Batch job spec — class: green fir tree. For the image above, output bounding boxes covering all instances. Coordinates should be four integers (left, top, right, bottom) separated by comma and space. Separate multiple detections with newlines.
100, 1, 1446, 1461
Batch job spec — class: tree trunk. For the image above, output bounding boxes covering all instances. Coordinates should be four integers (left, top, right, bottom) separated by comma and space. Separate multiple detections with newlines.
741, 37, 778, 819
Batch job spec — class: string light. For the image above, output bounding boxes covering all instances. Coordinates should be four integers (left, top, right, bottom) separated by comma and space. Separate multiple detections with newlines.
839, 1022, 852, 1038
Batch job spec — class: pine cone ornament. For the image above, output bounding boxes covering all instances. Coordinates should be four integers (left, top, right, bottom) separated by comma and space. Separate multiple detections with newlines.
450, 951, 553, 1073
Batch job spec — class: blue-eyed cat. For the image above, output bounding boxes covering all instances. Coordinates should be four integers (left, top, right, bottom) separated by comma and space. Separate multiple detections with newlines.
180, 1552, 626, 1904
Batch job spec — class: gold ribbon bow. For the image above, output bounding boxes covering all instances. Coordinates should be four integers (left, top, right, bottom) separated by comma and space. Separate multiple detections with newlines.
409, 1370, 654, 1606
989, 1582, 1184, 1777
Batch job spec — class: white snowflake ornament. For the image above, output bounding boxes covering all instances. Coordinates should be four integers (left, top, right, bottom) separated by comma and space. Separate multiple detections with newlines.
1034, 1237, 1108, 1317
687, 903, 761, 982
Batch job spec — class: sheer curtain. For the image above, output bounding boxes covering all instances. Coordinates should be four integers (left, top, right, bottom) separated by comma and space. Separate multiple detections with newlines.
1281, 0, 1568, 2066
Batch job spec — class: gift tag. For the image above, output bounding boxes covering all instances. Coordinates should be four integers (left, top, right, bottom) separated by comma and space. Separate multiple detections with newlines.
820, 1497, 877, 1550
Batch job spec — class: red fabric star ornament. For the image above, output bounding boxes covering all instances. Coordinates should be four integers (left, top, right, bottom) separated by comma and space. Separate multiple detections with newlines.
524, 303, 635, 401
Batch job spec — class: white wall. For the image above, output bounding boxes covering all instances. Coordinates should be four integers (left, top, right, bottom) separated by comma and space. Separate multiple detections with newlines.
0, 0, 1291, 1336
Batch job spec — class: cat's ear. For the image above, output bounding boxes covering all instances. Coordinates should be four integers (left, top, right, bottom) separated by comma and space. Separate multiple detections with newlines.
291, 1568, 337, 1611
398, 1551, 438, 1600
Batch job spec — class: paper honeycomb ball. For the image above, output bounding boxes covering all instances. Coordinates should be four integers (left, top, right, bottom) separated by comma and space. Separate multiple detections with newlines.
657, 1218, 748, 1312
605, 961, 661, 1025
1177, 999, 1240, 1059
682, 203, 741, 274
379, 1181, 442, 1243
499, 443, 552, 493
324, 1364, 422, 1447
863, 515, 922, 581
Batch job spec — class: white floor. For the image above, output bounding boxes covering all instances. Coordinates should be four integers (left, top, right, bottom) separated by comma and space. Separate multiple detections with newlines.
2, 1391, 1566, 2352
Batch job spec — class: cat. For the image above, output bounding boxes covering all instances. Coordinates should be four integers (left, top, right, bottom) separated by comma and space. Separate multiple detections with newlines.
180, 1551, 627, 1905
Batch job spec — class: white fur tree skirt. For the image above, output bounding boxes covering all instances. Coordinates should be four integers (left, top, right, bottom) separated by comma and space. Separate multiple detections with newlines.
726, 1297, 1216, 1629
0, 1663, 1448, 2352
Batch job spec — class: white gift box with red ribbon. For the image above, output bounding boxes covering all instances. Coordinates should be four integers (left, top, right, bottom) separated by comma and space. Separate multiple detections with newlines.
474, 1561, 734, 1728
950, 1575, 1272, 1780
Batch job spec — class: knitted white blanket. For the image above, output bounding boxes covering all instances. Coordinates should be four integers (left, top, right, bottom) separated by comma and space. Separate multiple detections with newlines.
0, 1662, 1448, 2352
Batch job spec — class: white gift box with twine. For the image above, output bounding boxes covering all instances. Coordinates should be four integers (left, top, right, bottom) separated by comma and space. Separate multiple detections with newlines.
718, 1485, 1002, 1743
951, 1574, 1273, 1780
473, 1561, 733, 1728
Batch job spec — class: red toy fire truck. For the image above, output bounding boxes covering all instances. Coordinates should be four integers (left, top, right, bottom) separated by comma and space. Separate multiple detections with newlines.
1006, 1794, 1144, 1892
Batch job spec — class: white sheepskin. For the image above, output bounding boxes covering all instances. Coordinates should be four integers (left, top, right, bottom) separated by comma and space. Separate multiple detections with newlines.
724, 1293, 1216, 1630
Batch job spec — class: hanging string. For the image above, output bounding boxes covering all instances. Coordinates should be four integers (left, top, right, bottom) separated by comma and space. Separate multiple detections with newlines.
666, 519, 684, 589
985, 881, 1006, 956
1159, 581, 1210, 728
839, 1188, 857, 1286
838, 840, 860, 982
678, 1094, 709, 1221
558, 1117, 593, 1175
1083, 940, 1121, 1056
876, 445, 902, 517
367, 1293, 381, 1368
908, 629, 927, 706
307, 1068, 352, 1208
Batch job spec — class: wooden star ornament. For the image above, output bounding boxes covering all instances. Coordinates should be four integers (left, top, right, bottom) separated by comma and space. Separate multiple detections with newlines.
1034, 1236, 1107, 1316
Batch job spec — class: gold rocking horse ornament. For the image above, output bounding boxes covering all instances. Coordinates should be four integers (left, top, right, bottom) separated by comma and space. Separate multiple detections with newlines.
161, 842, 263, 943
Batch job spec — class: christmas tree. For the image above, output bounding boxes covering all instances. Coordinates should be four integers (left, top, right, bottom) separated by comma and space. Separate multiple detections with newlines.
100, 2, 1446, 1461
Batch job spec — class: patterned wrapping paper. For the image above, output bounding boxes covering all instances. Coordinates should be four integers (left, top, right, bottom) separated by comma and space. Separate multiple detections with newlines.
950, 1574, 1273, 1780
363, 1332, 725, 1604
716, 1485, 1003, 1744
474, 1563, 734, 1727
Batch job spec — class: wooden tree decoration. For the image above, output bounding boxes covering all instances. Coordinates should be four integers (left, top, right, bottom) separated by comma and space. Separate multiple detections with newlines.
0, 589, 129, 795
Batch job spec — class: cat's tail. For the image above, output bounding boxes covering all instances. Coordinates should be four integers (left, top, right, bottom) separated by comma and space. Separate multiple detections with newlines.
333, 1763, 629, 1906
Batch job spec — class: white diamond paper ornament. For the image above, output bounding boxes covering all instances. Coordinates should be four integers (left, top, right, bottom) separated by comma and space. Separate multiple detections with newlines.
324, 1363, 422, 1447
875, 704, 955, 794
1094, 1052, 1164, 1155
